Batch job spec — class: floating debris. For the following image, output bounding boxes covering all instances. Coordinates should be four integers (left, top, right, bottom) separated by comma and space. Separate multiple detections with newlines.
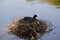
7, 15, 53, 40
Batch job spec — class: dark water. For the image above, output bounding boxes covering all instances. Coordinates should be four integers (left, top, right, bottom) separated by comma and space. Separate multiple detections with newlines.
0, 0, 60, 40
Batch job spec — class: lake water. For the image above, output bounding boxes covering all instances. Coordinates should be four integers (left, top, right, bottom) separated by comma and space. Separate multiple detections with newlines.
0, 0, 60, 40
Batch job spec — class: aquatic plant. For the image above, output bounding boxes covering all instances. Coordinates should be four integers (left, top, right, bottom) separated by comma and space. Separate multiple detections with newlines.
7, 15, 53, 40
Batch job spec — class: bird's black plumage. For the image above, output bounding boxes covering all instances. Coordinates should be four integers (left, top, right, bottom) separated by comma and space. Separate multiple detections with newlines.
23, 15, 37, 20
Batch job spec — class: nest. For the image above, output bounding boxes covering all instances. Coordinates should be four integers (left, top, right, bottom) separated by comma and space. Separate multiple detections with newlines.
7, 17, 52, 40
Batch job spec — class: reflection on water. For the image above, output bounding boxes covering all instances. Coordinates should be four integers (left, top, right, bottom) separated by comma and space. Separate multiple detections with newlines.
26, 0, 34, 2
0, 0, 60, 40
26, 0, 60, 8
42, 0, 60, 5
42, 0, 60, 8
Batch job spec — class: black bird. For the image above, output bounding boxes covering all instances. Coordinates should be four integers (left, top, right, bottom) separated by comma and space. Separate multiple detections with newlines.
33, 15, 37, 19
23, 15, 37, 20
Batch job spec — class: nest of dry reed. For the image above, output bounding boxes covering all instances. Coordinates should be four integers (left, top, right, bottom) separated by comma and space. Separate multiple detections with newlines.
7, 18, 52, 40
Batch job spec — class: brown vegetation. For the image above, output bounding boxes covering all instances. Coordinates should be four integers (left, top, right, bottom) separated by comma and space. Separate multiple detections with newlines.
7, 17, 52, 40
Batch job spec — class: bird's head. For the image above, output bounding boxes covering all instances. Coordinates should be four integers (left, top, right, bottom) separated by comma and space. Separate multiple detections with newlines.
33, 15, 37, 19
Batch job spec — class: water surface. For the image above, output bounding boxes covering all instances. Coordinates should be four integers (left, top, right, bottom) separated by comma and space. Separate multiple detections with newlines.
0, 0, 60, 40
